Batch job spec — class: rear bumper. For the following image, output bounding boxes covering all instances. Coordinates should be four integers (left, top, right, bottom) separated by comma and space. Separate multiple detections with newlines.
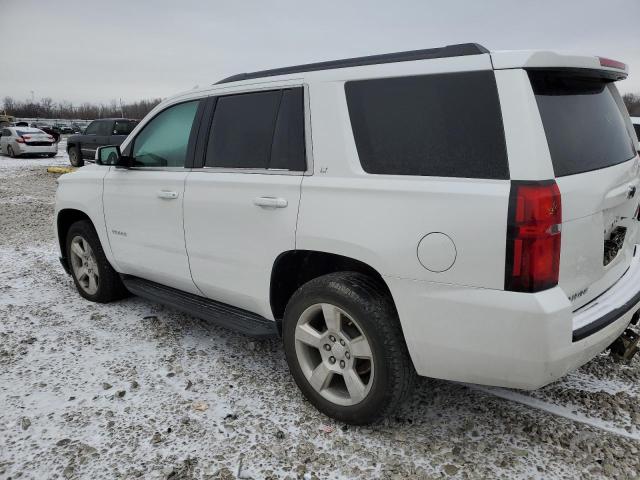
15, 143, 57, 154
386, 245, 640, 389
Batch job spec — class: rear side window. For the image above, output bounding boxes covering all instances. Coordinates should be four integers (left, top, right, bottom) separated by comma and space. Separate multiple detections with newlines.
634, 124, 640, 139
114, 120, 137, 135
205, 88, 306, 171
529, 71, 636, 177
345, 71, 509, 179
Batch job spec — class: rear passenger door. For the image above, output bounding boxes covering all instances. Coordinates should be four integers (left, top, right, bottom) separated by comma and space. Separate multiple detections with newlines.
184, 87, 307, 318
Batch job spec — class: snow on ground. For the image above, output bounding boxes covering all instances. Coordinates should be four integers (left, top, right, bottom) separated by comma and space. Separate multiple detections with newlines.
1, 148, 640, 479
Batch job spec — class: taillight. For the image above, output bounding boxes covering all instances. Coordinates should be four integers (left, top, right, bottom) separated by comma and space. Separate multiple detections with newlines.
47, 135, 54, 141
16, 136, 25, 143
598, 57, 627, 71
505, 180, 562, 293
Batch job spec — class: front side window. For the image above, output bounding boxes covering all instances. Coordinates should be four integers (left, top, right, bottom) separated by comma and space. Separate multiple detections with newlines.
634, 124, 640, 139
132, 100, 200, 167
205, 88, 306, 171
345, 71, 509, 179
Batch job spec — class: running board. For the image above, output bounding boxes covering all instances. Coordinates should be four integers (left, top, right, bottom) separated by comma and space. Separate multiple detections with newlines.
121, 276, 278, 337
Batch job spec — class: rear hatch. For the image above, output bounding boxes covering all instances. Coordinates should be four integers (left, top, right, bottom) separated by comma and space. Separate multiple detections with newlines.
529, 70, 639, 309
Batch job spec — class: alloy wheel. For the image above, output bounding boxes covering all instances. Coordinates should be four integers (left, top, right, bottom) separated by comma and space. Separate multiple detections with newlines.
294, 303, 374, 406
69, 235, 100, 295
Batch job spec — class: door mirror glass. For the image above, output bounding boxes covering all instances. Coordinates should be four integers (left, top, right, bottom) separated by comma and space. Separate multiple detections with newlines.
96, 145, 127, 167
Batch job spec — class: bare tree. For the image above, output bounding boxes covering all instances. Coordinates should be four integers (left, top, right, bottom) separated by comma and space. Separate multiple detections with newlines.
1, 96, 162, 120
623, 93, 640, 117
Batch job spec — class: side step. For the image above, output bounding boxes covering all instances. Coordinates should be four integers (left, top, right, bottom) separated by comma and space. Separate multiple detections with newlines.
121, 276, 278, 337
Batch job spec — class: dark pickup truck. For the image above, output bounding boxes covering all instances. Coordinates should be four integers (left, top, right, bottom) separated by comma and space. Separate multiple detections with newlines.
67, 118, 137, 166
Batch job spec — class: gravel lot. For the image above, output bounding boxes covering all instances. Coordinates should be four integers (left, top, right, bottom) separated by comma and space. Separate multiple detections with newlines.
2, 142, 640, 479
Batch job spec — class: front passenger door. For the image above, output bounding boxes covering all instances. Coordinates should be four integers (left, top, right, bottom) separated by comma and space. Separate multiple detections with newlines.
81, 120, 111, 160
103, 100, 203, 293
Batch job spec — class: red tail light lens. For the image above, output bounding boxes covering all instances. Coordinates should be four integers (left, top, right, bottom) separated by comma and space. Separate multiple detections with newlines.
505, 181, 562, 292
16, 137, 25, 143
598, 57, 627, 71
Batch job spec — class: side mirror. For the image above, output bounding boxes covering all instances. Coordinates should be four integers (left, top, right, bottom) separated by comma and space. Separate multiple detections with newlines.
96, 145, 131, 168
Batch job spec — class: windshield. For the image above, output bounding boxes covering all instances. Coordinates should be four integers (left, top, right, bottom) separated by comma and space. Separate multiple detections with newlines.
529, 71, 636, 177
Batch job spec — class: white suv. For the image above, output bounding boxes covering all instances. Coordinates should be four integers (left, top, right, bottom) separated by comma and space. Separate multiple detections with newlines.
54, 44, 640, 424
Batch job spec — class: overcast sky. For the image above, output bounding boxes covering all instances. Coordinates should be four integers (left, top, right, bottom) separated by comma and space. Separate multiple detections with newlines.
2, 0, 639, 105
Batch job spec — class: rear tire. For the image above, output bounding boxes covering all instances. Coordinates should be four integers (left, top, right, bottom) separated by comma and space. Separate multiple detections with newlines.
7, 145, 17, 158
68, 146, 84, 167
283, 272, 415, 425
66, 220, 128, 303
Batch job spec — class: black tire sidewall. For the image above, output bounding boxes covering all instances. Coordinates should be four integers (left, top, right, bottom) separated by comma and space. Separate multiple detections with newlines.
283, 274, 402, 424
69, 147, 83, 167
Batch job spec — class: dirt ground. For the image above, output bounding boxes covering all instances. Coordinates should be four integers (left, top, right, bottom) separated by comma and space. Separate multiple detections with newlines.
2, 144, 640, 479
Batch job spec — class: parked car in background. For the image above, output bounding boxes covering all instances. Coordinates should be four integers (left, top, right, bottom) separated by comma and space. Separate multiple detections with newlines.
66, 118, 137, 167
632, 117, 640, 138
0, 127, 57, 157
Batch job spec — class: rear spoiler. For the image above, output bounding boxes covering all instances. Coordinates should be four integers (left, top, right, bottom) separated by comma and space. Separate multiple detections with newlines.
491, 50, 628, 81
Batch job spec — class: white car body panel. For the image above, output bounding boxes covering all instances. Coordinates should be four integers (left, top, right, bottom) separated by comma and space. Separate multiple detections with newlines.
54, 165, 112, 264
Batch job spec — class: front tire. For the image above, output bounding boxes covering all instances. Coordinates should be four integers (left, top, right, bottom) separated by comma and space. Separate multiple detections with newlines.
68, 146, 84, 167
66, 220, 127, 303
283, 272, 415, 424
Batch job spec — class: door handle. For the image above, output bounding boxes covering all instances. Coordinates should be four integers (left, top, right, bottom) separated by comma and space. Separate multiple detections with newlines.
253, 196, 288, 208
157, 190, 179, 199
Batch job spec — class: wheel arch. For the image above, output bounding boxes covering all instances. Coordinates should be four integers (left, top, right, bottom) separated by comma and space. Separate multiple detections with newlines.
270, 250, 395, 326
56, 208, 93, 266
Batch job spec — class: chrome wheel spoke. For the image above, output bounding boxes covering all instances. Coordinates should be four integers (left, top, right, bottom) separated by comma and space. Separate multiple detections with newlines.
343, 369, 367, 403
349, 336, 372, 359
77, 266, 88, 280
295, 323, 323, 348
308, 363, 332, 392
88, 273, 98, 292
321, 303, 341, 332
71, 241, 84, 257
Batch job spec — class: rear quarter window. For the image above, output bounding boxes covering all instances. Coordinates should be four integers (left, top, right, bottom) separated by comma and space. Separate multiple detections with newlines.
345, 71, 509, 179
529, 71, 636, 177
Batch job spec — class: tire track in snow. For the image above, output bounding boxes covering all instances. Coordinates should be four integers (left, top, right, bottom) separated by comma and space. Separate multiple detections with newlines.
468, 384, 640, 441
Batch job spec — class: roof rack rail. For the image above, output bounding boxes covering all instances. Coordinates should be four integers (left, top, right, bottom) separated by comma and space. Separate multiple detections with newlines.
215, 43, 489, 85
